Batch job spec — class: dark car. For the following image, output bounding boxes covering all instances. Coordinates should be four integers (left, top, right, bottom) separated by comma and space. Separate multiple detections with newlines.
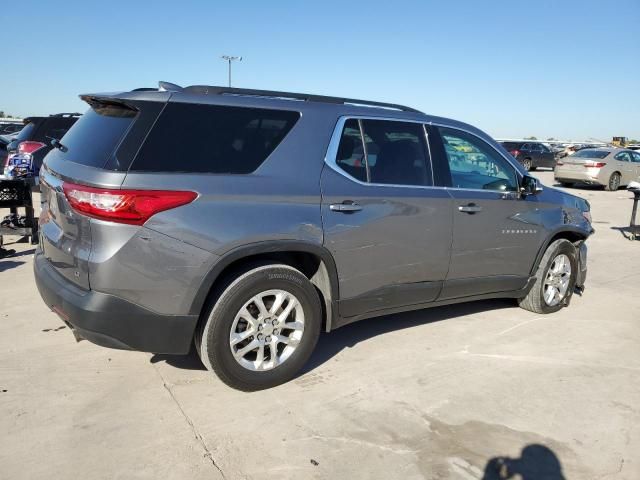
34, 82, 592, 390
0, 122, 23, 135
3, 113, 81, 176
500, 141, 556, 171
0, 135, 10, 166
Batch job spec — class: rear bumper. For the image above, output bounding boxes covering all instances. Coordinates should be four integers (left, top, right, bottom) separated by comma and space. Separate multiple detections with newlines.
554, 168, 602, 184
34, 251, 198, 354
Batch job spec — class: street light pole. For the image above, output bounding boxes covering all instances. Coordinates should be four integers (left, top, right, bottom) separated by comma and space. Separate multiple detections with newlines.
221, 55, 242, 87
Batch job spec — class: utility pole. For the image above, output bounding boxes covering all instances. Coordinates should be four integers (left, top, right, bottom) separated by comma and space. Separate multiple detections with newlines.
221, 55, 242, 87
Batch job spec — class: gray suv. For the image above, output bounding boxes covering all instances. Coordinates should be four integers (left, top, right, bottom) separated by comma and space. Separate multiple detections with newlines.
34, 82, 593, 390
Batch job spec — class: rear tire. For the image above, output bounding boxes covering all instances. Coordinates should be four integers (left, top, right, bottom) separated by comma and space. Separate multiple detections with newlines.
519, 239, 577, 314
605, 172, 621, 191
196, 264, 321, 391
522, 158, 533, 171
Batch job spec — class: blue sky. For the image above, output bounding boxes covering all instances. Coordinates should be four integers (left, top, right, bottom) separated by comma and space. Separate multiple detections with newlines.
1, 0, 638, 140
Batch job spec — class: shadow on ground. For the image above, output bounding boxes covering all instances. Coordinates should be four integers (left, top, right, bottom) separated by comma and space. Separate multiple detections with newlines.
482, 444, 565, 479
610, 226, 639, 241
151, 298, 515, 374
0, 260, 25, 273
302, 298, 514, 374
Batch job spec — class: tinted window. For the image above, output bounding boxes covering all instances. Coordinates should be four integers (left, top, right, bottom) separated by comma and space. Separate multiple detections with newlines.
439, 127, 518, 192
15, 122, 36, 142
361, 120, 431, 186
631, 152, 640, 163
501, 142, 522, 151
41, 118, 77, 141
335, 119, 367, 182
54, 106, 135, 168
132, 103, 299, 173
572, 150, 610, 159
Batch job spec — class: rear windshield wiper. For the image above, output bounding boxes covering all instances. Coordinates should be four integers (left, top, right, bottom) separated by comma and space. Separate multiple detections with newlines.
48, 137, 68, 153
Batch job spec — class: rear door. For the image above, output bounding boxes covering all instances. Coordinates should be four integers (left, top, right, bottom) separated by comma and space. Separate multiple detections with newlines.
321, 117, 453, 319
613, 151, 635, 184
432, 126, 543, 300
631, 152, 640, 180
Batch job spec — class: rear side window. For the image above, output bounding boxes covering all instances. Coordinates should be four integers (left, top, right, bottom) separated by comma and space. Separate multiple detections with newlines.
333, 118, 432, 187
56, 105, 135, 168
131, 103, 300, 173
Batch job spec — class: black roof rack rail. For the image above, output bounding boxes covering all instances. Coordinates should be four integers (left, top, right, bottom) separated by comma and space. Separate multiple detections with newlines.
50, 112, 82, 117
155, 81, 421, 113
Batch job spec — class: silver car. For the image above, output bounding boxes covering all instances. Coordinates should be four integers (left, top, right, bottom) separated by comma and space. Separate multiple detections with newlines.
555, 147, 640, 190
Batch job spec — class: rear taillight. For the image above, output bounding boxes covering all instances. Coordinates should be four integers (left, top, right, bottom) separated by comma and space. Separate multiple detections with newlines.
18, 141, 46, 154
510, 149, 520, 157
584, 162, 606, 168
62, 182, 197, 225
556, 160, 564, 166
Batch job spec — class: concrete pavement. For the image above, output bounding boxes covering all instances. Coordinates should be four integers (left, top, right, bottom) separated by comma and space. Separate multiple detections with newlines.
1, 171, 638, 479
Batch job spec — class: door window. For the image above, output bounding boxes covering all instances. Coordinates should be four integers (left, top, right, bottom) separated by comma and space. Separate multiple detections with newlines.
335, 119, 368, 182
631, 152, 640, 163
614, 152, 632, 162
333, 119, 432, 186
438, 127, 519, 192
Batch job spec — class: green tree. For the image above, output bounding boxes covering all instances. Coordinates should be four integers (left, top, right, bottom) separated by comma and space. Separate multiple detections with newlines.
525, 136, 537, 140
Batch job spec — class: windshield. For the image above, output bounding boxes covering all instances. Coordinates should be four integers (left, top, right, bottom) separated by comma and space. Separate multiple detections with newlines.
572, 149, 610, 159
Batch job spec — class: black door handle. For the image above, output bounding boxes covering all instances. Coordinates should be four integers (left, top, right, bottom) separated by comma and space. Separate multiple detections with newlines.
458, 203, 483, 214
330, 201, 362, 213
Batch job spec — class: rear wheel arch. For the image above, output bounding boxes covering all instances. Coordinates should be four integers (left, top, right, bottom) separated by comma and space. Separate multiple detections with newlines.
190, 242, 339, 333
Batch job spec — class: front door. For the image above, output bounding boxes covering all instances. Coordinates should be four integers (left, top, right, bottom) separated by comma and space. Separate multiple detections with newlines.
321, 117, 453, 319
433, 126, 544, 300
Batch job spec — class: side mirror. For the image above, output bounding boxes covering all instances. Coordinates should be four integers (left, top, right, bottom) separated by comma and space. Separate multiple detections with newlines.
521, 175, 543, 196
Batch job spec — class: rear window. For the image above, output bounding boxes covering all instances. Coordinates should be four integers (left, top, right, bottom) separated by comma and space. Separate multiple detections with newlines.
15, 122, 36, 142
572, 149, 610, 159
57, 105, 136, 168
131, 103, 300, 173
501, 142, 522, 151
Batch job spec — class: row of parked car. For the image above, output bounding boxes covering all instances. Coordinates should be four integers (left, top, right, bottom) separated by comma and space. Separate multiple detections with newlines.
1, 114, 80, 177
496, 140, 640, 191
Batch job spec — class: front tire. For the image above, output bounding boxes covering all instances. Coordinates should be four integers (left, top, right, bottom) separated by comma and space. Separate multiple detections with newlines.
196, 264, 321, 391
519, 239, 577, 314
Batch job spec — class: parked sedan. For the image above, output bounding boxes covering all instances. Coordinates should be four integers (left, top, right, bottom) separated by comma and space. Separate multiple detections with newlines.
555, 147, 640, 190
500, 141, 556, 171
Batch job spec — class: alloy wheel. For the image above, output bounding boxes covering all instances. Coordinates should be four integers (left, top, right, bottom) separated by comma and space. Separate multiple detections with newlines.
543, 254, 572, 306
229, 289, 304, 371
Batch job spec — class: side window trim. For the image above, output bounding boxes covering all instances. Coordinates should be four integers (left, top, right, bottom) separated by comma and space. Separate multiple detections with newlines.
431, 123, 522, 193
324, 115, 437, 189
356, 119, 371, 183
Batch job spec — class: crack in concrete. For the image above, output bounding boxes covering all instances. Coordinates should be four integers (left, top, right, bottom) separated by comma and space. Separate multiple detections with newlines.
152, 365, 226, 479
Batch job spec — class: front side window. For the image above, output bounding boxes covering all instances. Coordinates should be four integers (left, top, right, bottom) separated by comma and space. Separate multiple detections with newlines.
439, 127, 518, 192
631, 152, 640, 163
333, 118, 432, 187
